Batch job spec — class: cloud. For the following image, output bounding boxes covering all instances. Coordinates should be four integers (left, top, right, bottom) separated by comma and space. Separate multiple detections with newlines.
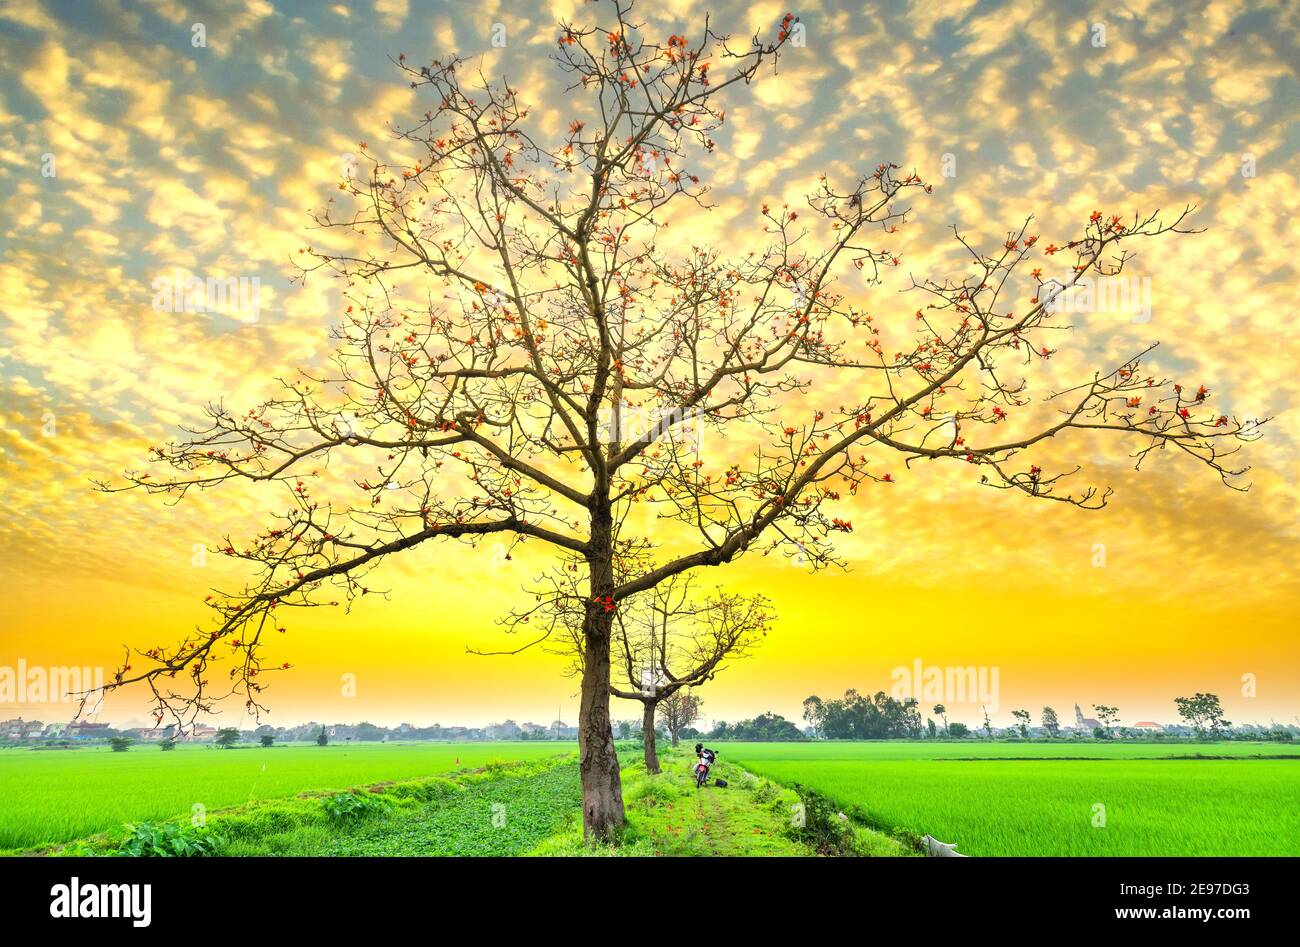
0, 0, 1296, 720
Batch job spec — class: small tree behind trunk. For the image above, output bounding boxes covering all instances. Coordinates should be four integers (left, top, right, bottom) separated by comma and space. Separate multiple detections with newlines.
641, 701, 660, 774
658, 688, 702, 749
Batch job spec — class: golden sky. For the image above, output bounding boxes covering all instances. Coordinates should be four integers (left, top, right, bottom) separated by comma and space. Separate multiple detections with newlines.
1, 0, 1297, 730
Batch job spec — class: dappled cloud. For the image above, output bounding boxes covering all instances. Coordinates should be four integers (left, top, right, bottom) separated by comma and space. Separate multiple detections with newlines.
0, 0, 1296, 728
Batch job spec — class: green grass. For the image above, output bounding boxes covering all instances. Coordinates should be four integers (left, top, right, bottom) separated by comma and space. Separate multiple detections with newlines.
726, 741, 1300, 856
18, 746, 876, 858
732, 740, 1300, 761
0, 742, 569, 850
206, 756, 584, 856
13, 738, 1289, 856
22, 757, 581, 857
316, 759, 583, 856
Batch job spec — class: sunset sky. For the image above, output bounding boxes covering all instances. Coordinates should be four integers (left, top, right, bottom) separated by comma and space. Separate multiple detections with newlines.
1, 0, 1297, 732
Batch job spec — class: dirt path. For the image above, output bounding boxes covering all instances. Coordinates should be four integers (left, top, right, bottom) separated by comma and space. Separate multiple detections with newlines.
691, 785, 724, 855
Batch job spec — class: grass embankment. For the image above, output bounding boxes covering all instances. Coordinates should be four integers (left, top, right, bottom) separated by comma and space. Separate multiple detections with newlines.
531, 746, 911, 856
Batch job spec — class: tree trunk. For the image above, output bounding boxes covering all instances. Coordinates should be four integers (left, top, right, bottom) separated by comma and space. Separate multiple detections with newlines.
578, 609, 624, 840
578, 487, 625, 840
670, 728, 679, 748
642, 701, 660, 774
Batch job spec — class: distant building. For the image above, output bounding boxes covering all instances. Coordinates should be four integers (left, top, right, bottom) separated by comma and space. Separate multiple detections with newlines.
549, 719, 577, 740
485, 719, 520, 740
1074, 704, 1103, 733
66, 722, 112, 740
133, 724, 176, 741
2, 718, 46, 740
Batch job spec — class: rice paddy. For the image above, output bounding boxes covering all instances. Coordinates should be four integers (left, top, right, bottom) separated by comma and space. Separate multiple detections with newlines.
726, 741, 1300, 856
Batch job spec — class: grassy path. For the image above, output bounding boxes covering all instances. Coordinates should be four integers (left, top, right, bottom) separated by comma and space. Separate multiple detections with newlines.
692, 786, 727, 855
532, 747, 909, 856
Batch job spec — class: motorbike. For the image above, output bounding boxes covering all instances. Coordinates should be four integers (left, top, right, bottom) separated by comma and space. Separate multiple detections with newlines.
694, 748, 717, 788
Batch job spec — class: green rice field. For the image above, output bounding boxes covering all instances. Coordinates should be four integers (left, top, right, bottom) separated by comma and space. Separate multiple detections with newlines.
726, 741, 1300, 856
0, 742, 568, 850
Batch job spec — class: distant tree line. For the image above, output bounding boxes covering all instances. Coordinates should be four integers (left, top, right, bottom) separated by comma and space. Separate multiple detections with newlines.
789, 688, 1293, 742
801, 691, 923, 740
700, 712, 806, 742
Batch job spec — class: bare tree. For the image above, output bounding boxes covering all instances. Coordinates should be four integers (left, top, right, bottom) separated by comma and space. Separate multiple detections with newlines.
543, 556, 767, 774
87, 0, 1265, 840
611, 578, 768, 773
658, 689, 701, 749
